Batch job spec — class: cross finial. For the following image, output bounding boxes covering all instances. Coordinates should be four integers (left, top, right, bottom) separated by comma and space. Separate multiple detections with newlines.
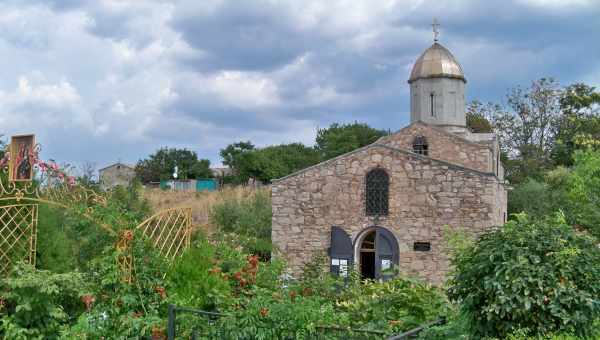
432, 18, 440, 42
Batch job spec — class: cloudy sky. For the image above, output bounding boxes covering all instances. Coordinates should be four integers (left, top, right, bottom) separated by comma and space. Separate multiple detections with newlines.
0, 0, 598, 170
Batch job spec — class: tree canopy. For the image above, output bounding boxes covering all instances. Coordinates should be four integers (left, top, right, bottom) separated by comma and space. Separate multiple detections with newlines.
135, 147, 212, 183
220, 143, 320, 184
315, 122, 387, 160
220, 122, 387, 184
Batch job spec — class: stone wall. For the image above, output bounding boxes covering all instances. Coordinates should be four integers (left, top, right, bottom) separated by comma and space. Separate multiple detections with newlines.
378, 122, 494, 174
272, 144, 506, 285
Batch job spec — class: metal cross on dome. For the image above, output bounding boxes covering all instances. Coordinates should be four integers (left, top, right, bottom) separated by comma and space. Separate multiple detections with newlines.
432, 18, 440, 42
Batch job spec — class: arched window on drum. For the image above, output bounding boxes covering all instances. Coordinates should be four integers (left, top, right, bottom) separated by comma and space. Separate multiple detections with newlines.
365, 168, 389, 216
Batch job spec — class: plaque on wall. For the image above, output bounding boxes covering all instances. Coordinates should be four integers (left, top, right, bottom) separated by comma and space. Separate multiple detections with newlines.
413, 242, 431, 252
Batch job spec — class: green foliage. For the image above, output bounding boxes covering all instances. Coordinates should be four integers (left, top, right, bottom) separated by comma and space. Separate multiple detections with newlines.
507, 178, 552, 219
552, 83, 600, 167
35, 204, 78, 273
558, 151, 600, 238
63, 232, 169, 339
110, 179, 151, 221
220, 122, 386, 183
485, 78, 562, 184
509, 150, 600, 238
448, 214, 600, 338
210, 190, 272, 256
135, 147, 212, 183
337, 276, 449, 332
315, 122, 387, 160
0, 263, 86, 340
35, 181, 150, 273
220, 141, 255, 184
466, 100, 496, 133
220, 142, 321, 184
166, 235, 234, 310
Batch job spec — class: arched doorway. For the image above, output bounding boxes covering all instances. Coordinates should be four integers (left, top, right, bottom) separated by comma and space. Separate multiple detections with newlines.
355, 227, 399, 280
358, 230, 376, 279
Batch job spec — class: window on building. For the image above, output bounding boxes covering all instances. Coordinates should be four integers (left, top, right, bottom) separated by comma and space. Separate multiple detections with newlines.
430, 92, 435, 116
412, 135, 428, 156
366, 168, 389, 216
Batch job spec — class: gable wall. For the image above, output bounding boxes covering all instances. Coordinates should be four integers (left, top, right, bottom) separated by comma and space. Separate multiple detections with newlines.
272, 145, 506, 285
378, 123, 493, 174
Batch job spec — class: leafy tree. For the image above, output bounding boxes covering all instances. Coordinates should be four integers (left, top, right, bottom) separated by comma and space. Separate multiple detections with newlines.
488, 78, 562, 183
554, 150, 600, 238
466, 100, 496, 133
448, 214, 600, 338
135, 147, 212, 183
551, 83, 600, 166
219, 141, 255, 184
250, 143, 321, 183
315, 122, 387, 160
220, 141, 255, 169
507, 178, 551, 219
220, 143, 320, 184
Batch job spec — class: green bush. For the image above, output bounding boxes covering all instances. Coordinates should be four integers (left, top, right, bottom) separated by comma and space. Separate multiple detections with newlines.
0, 263, 86, 339
210, 190, 272, 256
448, 214, 600, 338
166, 235, 234, 310
63, 232, 169, 339
337, 275, 449, 333
35, 204, 78, 273
508, 178, 552, 219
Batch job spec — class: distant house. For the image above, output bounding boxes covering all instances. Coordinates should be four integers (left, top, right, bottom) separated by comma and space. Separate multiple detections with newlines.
99, 162, 136, 190
211, 167, 232, 178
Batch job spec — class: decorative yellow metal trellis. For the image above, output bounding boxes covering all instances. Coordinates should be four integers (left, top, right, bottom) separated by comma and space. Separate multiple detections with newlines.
136, 207, 193, 260
117, 207, 192, 282
0, 135, 193, 279
0, 204, 37, 275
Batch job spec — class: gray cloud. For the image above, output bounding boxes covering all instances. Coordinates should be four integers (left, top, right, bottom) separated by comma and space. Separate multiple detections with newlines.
0, 0, 597, 170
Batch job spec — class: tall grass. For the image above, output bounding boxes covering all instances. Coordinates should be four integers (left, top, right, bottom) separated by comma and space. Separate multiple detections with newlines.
142, 186, 270, 233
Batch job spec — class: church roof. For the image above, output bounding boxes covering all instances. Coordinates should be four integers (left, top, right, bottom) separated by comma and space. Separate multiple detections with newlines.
408, 42, 466, 84
273, 142, 499, 184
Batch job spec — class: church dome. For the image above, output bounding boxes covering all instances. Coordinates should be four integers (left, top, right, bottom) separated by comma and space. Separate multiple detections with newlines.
408, 42, 466, 84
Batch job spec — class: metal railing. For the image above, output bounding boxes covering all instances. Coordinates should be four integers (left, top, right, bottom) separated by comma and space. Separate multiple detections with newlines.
166, 304, 445, 340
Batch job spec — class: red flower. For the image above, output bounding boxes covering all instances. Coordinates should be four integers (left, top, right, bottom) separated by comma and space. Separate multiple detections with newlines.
155, 286, 167, 299
151, 326, 166, 340
248, 255, 259, 268
233, 271, 242, 281
81, 294, 96, 311
123, 230, 134, 242
389, 320, 402, 327
259, 308, 269, 317
208, 267, 222, 275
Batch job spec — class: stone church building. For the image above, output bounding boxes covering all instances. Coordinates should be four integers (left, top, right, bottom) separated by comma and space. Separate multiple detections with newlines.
271, 39, 508, 285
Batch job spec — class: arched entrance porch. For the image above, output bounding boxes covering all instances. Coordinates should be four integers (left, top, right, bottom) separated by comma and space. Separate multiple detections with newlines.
329, 225, 399, 280
354, 226, 399, 280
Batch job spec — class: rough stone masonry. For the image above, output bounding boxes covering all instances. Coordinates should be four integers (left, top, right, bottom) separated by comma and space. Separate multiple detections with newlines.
271, 39, 508, 285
